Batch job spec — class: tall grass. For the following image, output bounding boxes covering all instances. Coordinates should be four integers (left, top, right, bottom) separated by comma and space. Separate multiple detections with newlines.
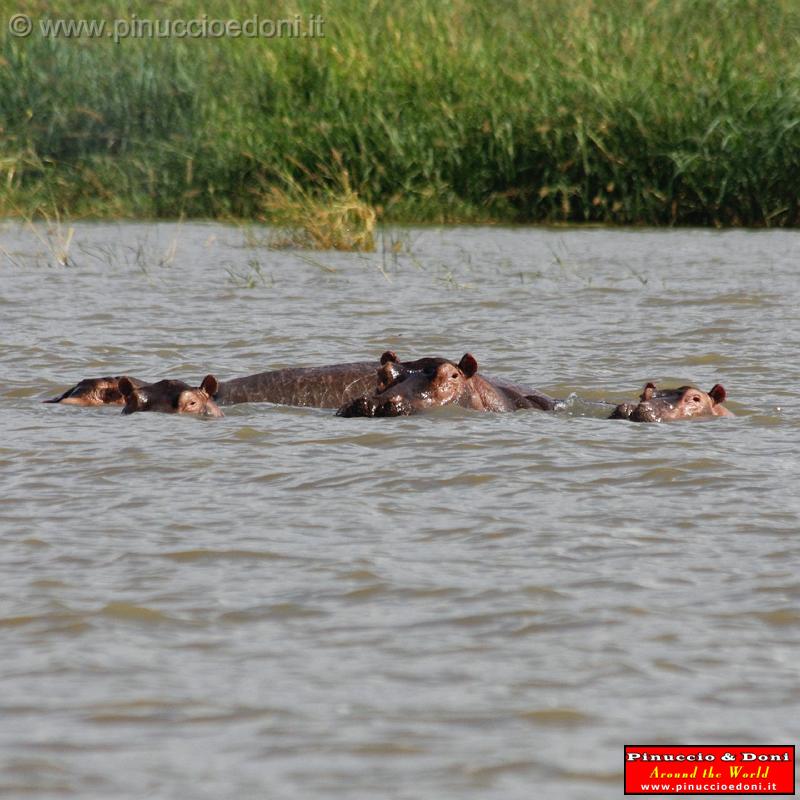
3, 0, 800, 227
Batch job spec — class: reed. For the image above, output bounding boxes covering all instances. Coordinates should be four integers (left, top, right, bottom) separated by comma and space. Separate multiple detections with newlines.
261, 165, 376, 251
2, 0, 800, 232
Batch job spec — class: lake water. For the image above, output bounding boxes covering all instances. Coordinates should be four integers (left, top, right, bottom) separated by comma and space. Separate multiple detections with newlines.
1, 222, 798, 799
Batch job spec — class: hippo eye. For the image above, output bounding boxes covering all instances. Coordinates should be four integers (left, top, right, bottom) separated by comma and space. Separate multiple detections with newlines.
451, 372, 458, 379
692, 395, 701, 403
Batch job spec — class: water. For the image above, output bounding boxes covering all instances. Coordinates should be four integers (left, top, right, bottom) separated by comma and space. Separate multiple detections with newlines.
1, 222, 798, 799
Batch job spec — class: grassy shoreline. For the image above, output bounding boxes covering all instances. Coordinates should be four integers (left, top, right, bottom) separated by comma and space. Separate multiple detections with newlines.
3, 0, 800, 229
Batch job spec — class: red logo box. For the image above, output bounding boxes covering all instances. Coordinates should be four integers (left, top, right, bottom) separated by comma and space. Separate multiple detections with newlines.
624, 745, 795, 795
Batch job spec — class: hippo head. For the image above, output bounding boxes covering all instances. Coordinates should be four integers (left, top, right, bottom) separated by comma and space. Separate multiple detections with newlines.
119, 375, 224, 417
44, 376, 143, 406
610, 382, 732, 422
337, 353, 479, 417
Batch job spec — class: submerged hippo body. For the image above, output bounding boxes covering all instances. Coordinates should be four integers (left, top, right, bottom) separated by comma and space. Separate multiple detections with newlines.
214, 353, 401, 408
337, 353, 556, 417
610, 382, 734, 422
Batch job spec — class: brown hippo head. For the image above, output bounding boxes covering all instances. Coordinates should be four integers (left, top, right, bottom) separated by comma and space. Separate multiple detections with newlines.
337, 353, 480, 417
120, 375, 224, 417
44, 376, 144, 406
610, 382, 733, 422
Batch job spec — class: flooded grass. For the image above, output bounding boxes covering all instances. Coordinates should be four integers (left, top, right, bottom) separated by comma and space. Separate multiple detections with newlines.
261, 168, 376, 252
2, 0, 800, 230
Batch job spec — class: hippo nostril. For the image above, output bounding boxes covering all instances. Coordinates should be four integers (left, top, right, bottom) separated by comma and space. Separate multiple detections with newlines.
337, 396, 376, 417
609, 402, 636, 420
378, 398, 412, 417
629, 405, 659, 423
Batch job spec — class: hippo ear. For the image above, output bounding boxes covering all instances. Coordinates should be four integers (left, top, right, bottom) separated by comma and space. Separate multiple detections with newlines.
121, 390, 141, 414
200, 374, 219, 397
119, 377, 147, 414
381, 362, 403, 384
708, 384, 727, 405
380, 351, 398, 365
458, 353, 478, 378
641, 382, 656, 401
119, 377, 137, 398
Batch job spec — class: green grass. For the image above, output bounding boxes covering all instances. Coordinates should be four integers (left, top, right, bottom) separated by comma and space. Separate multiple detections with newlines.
3, 0, 800, 228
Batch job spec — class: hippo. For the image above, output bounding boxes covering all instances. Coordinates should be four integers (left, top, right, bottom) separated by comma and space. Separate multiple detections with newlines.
115, 358, 396, 418
610, 382, 734, 422
43, 376, 146, 406
45, 351, 556, 419
337, 353, 556, 417
44, 352, 401, 412
214, 352, 400, 407
120, 376, 223, 417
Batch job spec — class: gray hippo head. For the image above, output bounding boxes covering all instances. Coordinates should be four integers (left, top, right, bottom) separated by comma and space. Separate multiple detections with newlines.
610, 382, 733, 422
120, 376, 224, 417
337, 353, 479, 417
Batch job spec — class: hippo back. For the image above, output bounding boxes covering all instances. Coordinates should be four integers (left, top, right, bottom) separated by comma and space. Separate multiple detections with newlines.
214, 362, 381, 408
485, 375, 557, 411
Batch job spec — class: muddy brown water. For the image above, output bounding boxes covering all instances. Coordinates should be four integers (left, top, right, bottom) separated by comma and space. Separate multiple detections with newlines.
1, 222, 798, 799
